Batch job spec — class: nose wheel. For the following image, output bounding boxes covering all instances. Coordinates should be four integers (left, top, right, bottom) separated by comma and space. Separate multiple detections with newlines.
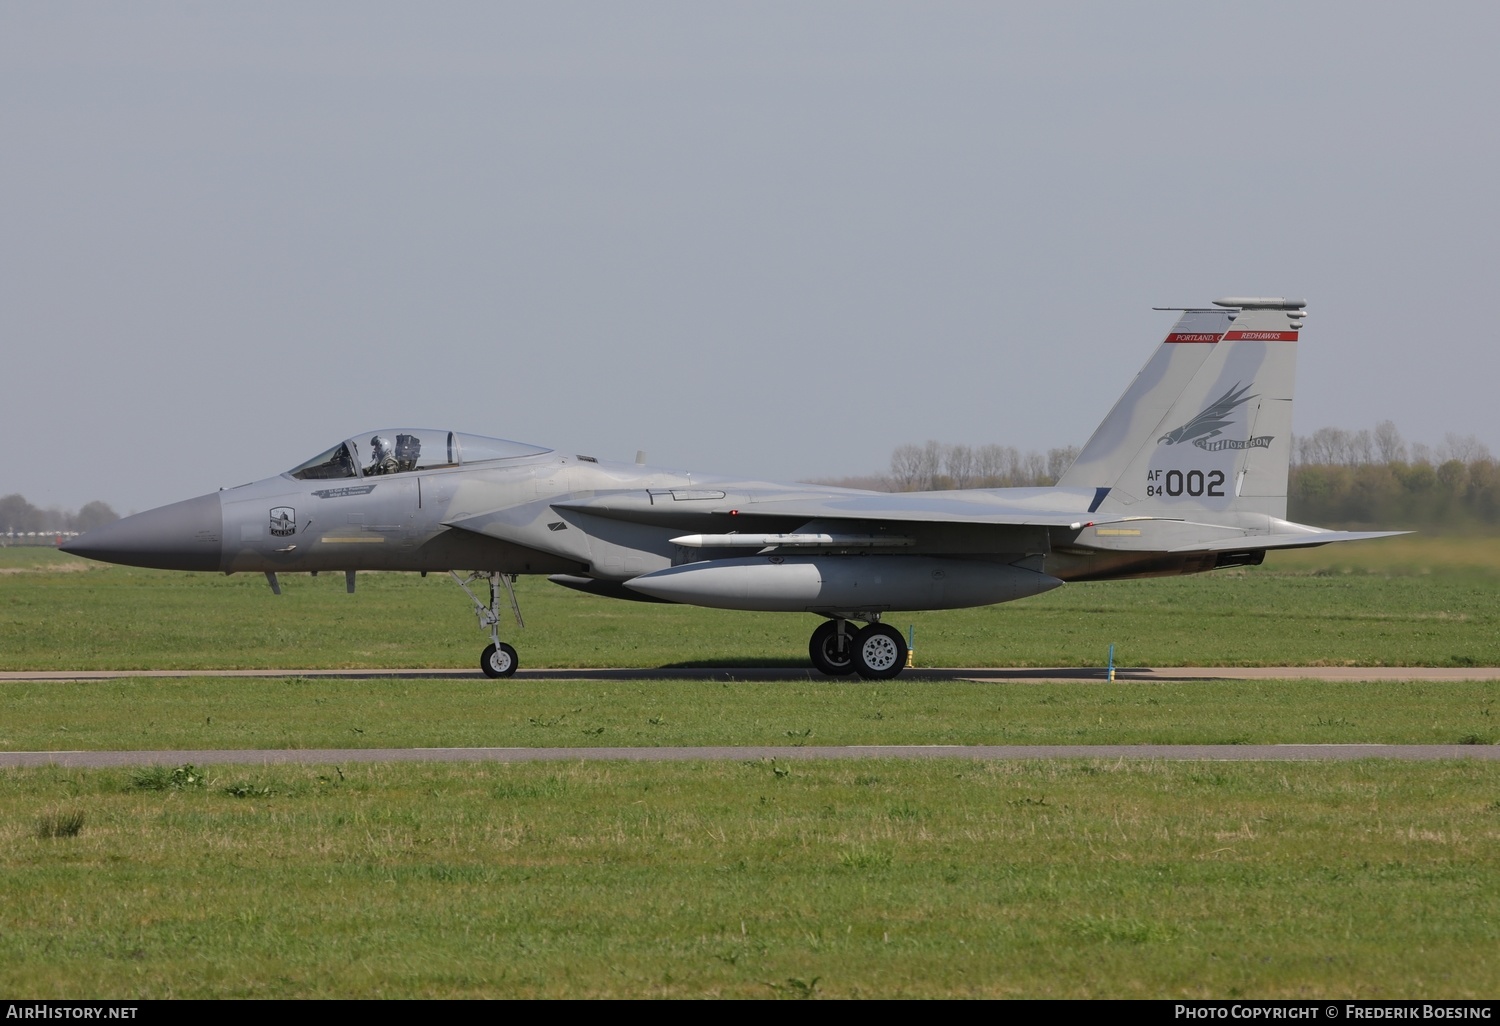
480, 642, 519, 679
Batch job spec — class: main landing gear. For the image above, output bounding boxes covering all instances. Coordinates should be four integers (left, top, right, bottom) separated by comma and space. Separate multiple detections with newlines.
809, 617, 908, 680
451, 571, 524, 678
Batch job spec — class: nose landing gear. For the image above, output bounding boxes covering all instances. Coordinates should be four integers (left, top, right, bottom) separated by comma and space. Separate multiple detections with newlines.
451, 571, 524, 678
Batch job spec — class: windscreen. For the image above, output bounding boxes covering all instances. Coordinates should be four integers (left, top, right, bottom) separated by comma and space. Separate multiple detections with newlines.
289, 442, 358, 480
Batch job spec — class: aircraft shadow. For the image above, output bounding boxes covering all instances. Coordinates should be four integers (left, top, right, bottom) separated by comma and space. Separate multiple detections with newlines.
658, 658, 812, 669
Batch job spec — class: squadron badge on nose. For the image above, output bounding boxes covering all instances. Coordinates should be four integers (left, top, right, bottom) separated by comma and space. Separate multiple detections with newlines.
269, 507, 296, 537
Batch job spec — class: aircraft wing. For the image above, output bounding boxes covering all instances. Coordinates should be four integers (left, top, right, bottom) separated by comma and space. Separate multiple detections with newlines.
550, 488, 1131, 529
453, 490, 1408, 558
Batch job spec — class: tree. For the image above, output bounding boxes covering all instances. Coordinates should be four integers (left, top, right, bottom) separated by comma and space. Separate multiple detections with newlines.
1439, 433, 1493, 464
74, 501, 119, 532
976, 444, 1018, 487
919, 440, 944, 491
944, 444, 975, 489
0, 494, 43, 534
1046, 446, 1080, 484
1022, 451, 1047, 484
1374, 420, 1407, 463
1349, 429, 1375, 465
889, 444, 925, 492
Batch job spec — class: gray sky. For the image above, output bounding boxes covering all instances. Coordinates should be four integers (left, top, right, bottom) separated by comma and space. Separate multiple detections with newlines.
5, 2, 1498, 513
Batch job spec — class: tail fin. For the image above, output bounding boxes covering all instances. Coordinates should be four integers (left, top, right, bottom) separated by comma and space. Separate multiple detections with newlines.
1058, 306, 1234, 490
1059, 298, 1305, 520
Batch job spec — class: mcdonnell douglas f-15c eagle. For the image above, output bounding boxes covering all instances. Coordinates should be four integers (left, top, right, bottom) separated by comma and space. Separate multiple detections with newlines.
64, 297, 1400, 679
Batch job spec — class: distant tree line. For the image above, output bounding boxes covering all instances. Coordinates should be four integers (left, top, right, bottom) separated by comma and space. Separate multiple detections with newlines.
812, 442, 1083, 492
1287, 423, 1496, 528
886, 441, 1083, 491
0, 494, 119, 536
815, 422, 1497, 529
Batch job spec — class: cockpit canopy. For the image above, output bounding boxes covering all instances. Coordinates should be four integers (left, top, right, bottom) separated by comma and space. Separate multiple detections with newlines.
289, 429, 552, 480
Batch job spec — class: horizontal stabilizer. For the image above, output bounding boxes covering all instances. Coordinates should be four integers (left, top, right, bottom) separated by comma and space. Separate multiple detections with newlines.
1167, 530, 1410, 554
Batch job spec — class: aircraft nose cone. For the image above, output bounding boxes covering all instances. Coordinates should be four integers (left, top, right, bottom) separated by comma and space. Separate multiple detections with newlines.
60, 492, 224, 571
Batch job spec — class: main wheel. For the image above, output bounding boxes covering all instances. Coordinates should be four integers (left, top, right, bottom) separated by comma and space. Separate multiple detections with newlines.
852, 624, 907, 680
809, 620, 857, 676
480, 642, 518, 678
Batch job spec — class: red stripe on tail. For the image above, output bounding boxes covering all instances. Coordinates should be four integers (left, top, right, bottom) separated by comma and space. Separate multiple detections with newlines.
1223, 330, 1298, 341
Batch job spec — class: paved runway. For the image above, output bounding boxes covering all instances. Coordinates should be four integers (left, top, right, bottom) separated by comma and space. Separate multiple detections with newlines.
3, 666, 1499, 682
3, 743, 1497, 769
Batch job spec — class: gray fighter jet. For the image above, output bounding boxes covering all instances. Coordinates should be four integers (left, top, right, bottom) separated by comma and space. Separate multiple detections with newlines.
63, 297, 1399, 679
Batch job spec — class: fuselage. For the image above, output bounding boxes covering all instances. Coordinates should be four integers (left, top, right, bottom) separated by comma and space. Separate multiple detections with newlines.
62, 427, 1272, 605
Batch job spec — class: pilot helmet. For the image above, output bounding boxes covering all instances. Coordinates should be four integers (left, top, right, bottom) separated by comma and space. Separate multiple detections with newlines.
371, 435, 390, 451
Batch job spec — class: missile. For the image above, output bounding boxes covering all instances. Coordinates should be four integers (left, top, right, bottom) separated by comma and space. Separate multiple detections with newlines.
670, 533, 914, 549
623, 555, 1062, 613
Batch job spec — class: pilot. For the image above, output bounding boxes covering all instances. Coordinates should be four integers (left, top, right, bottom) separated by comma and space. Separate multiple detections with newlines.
368, 435, 398, 475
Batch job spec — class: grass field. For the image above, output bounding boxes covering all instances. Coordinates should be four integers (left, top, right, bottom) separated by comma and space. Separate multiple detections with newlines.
3, 536, 1499, 671
4, 759, 1499, 998
2, 538, 1497, 998
3, 677, 1498, 751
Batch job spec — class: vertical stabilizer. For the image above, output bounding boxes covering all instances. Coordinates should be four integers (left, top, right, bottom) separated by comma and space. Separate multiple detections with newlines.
1068, 297, 1302, 522
1057, 307, 1233, 489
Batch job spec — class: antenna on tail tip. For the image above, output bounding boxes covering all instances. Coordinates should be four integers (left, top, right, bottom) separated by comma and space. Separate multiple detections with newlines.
1212, 297, 1307, 310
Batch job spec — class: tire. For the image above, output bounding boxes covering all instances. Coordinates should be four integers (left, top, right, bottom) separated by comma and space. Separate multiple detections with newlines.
852, 624, 907, 680
480, 642, 518, 678
808, 620, 858, 676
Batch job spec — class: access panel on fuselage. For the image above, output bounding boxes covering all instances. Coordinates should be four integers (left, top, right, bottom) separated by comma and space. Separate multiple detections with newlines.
222, 474, 420, 573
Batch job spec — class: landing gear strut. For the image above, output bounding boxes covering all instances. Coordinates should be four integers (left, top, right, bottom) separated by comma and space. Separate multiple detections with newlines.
451, 571, 524, 678
809, 617, 908, 680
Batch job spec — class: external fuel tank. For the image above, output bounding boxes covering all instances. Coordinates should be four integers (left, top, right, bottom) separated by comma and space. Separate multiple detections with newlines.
623, 555, 1062, 612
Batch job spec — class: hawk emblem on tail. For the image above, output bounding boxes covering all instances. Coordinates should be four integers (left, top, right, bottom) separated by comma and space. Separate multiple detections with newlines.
1158, 382, 1257, 446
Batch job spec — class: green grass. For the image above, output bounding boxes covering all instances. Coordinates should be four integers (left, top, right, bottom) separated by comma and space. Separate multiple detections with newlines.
3, 537, 1499, 670
2, 758, 1497, 998
3, 677, 1498, 751
3, 540, 1499, 998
